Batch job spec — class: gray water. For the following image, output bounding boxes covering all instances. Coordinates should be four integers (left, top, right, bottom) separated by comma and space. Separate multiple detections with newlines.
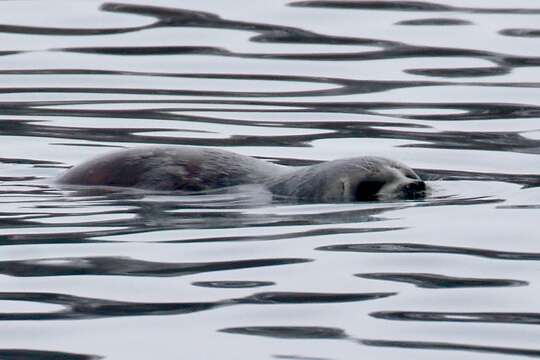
1, 0, 540, 359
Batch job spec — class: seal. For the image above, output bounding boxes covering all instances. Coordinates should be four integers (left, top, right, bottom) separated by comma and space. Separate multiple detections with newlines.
56, 146, 426, 202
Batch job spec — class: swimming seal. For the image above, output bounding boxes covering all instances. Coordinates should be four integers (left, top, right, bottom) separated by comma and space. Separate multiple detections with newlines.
56, 146, 426, 202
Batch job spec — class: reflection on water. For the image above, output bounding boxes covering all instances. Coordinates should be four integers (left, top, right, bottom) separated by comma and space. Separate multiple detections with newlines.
220, 325, 540, 357
0, 290, 394, 321
0, 0, 539, 359
355, 272, 528, 288
0, 349, 101, 360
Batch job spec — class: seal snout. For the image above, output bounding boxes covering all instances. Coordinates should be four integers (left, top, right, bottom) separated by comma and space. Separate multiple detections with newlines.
400, 180, 426, 199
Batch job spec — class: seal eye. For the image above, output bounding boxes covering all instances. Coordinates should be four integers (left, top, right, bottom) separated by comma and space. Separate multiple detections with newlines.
355, 181, 384, 201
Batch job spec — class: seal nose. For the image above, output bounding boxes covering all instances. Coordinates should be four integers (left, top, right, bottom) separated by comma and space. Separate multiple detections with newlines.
401, 180, 426, 199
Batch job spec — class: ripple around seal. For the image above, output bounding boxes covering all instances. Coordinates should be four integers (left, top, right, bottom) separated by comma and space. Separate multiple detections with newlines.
355, 272, 528, 289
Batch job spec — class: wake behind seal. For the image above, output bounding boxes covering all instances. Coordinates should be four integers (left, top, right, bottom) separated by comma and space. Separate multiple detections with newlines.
56, 146, 426, 202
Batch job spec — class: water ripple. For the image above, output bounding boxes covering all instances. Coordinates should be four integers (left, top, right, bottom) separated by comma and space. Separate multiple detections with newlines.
0, 290, 394, 320
291, 1, 540, 14
0, 349, 101, 360
371, 311, 540, 325
317, 243, 540, 260
221, 325, 540, 357
1, 0, 539, 359
356, 272, 528, 288
0, 256, 311, 277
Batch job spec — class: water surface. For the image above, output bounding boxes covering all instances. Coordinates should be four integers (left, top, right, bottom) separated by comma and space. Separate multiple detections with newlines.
1, 1, 539, 359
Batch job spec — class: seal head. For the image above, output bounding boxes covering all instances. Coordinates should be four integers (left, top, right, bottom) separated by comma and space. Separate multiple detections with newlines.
267, 156, 425, 202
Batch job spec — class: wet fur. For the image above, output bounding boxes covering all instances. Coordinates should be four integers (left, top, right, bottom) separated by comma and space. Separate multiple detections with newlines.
57, 147, 426, 202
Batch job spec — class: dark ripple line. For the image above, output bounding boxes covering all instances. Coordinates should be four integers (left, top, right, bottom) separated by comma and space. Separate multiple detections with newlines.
500, 29, 540, 38
0, 85, 350, 101
405, 66, 510, 78
220, 325, 540, 357
220, 326, 348, 339
4, 76, 539, 97
235, 291, 394, 305
62, 45, 231, 57
1, 118, 538, 187
5, 97, 540, 122
317, 243, 540, 261
0, 51, 19, 56
3, 1, 538, 76
166, 227, 404, 244
291, 1, 540, 14
3, 68, 540, 91
101, 2, 394, 47
371, 311, 540, 325
0, 157, 61, 166
0, 77, 451, 98
0, 176, 41, 182
18, 98, 538, 121
274, 355, 334, 360
2, 102, 540, 158
192, 280, 275, 289
0, 349, 102, 360
57, 44, 539, 71
419, 197, 504, 207
0, 73, 440, 100
498, 205, 540, 210
1, 131, 539, 186
396, 18, 473, 26
3, 99, 540, 157
0, 292, 219, 320
0, 256, 311, 277
0, 290, 394, 320
0, 23, 153, 35
49, 2, 532, 72
0, 227, 140, 246
94, 3, 538, 70
356, 272, 528, 288
417, 169, 540, 188
360, 339, 540, 357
